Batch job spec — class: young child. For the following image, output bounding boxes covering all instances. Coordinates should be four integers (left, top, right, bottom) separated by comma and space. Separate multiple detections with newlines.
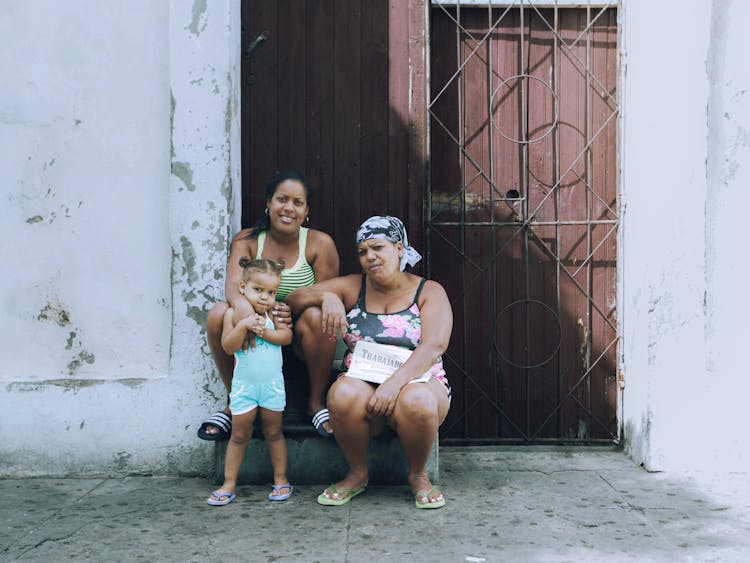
207, 257, 294, 506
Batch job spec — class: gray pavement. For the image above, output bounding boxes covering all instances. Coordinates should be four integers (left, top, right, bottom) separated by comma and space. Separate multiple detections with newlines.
2, 447, 749, 562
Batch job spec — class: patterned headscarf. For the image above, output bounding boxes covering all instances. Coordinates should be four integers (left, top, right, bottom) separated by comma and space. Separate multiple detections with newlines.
355, 216, 422, 271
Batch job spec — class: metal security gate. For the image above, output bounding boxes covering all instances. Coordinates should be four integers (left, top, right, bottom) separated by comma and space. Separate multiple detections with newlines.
428, 2, 620, 444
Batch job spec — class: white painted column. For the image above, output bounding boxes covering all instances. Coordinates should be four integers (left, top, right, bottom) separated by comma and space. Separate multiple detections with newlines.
620, 0, 710, 470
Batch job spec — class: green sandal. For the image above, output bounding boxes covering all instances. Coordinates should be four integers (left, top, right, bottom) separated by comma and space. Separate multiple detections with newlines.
414, 487, 446, 509
317, 484, 365, 506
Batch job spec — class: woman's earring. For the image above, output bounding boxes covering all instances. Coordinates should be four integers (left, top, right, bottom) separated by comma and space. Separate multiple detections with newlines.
265, 208, 269, 215
305, 216, 310, 223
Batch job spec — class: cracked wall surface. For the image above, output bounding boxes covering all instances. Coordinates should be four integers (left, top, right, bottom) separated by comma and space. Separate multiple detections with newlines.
0, 0, 242, 477
0, 2, 172, 383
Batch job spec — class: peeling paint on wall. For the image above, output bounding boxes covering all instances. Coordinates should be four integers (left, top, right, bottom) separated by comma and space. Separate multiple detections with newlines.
188, 0, 208, 37
201, 381, 222, 403
224, 75, 233, 136
67, 351, 96, 375
0, 0, 232, 478
113, 451, 132, 471
171, 161, 196, 192
37, 300, 71, 326
170, 91, 176, 159
6, 378, 148, 393
35, 297, 103, 376
62, 328, 96, 375
182, 284, 216, 335
179, 236, 198, 285
186, 304, 209, 332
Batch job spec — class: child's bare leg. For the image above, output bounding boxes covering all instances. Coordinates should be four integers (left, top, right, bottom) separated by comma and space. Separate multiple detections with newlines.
212, 409, 256, 499
260, 408, 290, 497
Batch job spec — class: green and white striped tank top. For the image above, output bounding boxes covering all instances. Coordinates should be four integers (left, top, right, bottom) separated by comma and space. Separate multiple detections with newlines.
256, 226, 316, 301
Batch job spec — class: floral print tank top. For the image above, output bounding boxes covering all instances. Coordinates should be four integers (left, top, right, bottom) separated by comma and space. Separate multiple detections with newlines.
342, 276, 446, 379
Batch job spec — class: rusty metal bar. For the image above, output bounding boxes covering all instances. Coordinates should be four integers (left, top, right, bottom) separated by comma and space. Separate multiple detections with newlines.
554, 0, 563, 439
430, 220, 618, 226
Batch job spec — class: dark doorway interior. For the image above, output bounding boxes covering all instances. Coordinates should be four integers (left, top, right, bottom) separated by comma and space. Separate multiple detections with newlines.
241, 0, 426, 277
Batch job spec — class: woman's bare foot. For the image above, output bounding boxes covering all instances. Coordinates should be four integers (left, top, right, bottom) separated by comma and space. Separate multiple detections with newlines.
318, 471, 368, 504
203, 408, 231, 436
197, 408, 232, 441
309, 403, 333, 436
408, 472, 445, 506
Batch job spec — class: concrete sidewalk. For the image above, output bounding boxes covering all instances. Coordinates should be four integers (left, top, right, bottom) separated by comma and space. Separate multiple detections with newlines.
2, 447, 749, 562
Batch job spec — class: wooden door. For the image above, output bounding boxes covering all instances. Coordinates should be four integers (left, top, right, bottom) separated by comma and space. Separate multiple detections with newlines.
241, 0, 428, 277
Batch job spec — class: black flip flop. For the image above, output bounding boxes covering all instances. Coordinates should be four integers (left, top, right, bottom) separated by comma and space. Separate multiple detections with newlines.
197, 411, 232, 441
311, 408, 333, 438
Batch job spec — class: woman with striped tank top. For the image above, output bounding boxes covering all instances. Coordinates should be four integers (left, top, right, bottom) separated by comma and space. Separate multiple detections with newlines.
200, 170, 340, 440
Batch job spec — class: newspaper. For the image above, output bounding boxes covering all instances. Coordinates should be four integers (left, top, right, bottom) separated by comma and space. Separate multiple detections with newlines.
345, 340, 431, 385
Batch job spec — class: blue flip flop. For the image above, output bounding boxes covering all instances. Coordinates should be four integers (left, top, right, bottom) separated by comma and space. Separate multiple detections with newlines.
268, 483, 294, 501
207, 490, 236, 506
311, 408, 333, 437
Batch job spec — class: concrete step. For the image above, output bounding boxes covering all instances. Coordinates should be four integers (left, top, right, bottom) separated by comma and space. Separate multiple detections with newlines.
213, 349, 438, 485
213, 421, 438, 486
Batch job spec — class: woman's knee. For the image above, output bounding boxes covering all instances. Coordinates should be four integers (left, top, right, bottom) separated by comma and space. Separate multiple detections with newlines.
328, 378, 370, 415
207, 301, 229, 337
294, 306, 321, 338
394, 385, 439, 425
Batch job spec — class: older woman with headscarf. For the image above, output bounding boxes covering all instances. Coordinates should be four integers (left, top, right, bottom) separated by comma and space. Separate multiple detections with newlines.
286, 216, 453, 509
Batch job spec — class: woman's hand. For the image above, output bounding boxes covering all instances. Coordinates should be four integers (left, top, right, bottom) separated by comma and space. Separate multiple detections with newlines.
249, 314, 267, 338
320, 292, 348, 340
270, 301, 293, 329
367, 377, 403, 417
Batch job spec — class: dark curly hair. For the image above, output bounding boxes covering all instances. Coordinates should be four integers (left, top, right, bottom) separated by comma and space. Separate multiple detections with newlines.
238, 256, 285, 282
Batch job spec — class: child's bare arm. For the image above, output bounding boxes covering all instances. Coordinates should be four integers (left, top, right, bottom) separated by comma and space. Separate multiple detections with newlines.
258, 327, 292, 346
221, 308, 254, 354
252, 317, 292, 346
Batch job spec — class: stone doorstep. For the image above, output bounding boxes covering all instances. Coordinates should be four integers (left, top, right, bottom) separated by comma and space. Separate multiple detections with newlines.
213, 343, 439, 485
213, 412, 439, 485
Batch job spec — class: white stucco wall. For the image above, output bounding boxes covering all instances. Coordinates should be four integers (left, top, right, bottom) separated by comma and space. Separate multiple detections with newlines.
0, 0, 241, 476
701, 0, 750, 471
621, 0, 750, 472
0, 2, 172, 381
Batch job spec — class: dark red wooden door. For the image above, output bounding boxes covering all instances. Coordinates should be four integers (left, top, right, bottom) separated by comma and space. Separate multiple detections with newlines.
241, 0, 427, 277
429, 5, 620, 444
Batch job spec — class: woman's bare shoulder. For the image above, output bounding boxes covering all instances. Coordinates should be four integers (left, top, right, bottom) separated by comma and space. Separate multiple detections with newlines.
418, 277, 449, 302
324, 273, 361, 291
306, 228, 337, 249
231, 228, 256, 244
